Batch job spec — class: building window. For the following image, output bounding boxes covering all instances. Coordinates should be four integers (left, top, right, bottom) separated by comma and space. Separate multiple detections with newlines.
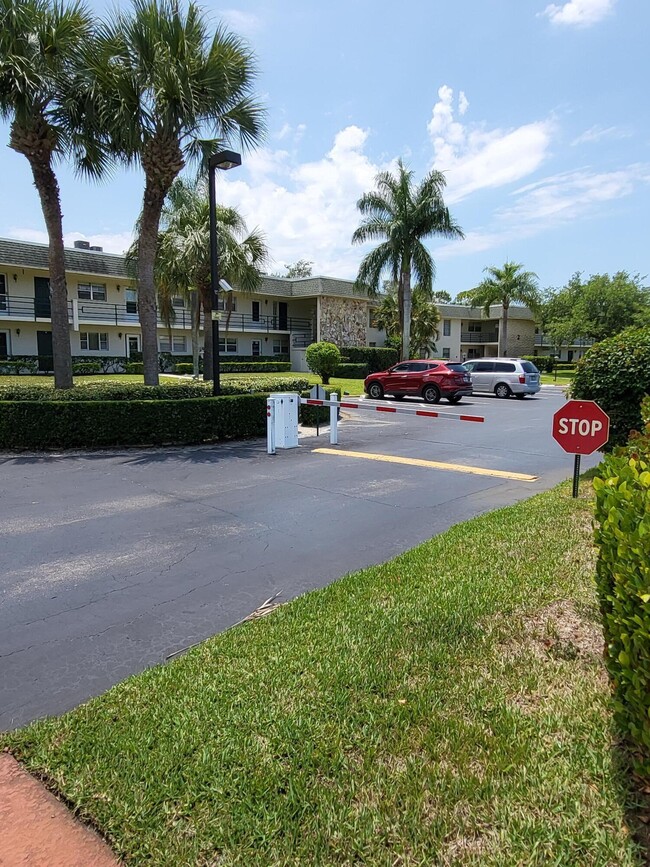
369, 342, 376, 347
443, 319, 451, 337
125, 289, 138, 314
0, 274, 7, 311
216, 296, 236, 312
218, 337, 238, 354
172, 296, 185, 309
467, 323, 482, 332
442, 347, 450, 359
272, 339, 289, 354
80, 331, 108, 351
369, 309, 379, 328
78, 283, 107, 302
159, 336, 187, 353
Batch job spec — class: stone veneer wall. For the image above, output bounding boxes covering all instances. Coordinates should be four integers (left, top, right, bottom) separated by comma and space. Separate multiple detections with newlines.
504, 319, 535, 356
319, 296, 368, 346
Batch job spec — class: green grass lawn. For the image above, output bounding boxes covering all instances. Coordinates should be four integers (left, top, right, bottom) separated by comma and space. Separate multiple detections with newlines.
540, 372, 575, 386
0, 374, 180, 386
2, 482, 642, 865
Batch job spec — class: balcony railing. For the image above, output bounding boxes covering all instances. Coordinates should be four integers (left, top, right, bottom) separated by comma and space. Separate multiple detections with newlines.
0, 295, 313, 334
460, 331, 498, 343
534, 333, 595, 348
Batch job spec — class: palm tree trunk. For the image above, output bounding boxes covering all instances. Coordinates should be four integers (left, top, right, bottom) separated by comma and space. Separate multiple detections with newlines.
200, 281, 213, 381
401, 262, 412, 361
191, 291, 200, 378
137, 182, 166, 386
500, 301, 509, 357
12, 126, 73, 389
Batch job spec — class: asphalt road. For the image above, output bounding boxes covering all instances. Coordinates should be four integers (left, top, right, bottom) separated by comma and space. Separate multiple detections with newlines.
0, 387, 599, 729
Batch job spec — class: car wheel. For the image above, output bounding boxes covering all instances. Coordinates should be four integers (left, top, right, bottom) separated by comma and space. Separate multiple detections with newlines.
515, 393, 526, 400
368, 382, 384, 400
422, 384, 441, 404
447, 395, 462, 404
494, 383, 511, 399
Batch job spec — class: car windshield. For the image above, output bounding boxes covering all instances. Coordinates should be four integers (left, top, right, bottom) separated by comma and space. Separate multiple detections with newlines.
521, 361, 539, 373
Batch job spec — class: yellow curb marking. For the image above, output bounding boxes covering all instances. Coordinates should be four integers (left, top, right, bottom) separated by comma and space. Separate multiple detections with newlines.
312, 448, 538, 482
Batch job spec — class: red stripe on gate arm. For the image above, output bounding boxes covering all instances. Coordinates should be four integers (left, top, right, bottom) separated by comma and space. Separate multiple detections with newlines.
306, 399, 324, 405
340, 402, 358, 409
415, 410, 439, 418
460, 415, 484, 423
376, 406, 397, 413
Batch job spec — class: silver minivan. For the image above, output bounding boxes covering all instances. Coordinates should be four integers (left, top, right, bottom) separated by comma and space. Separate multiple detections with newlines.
462, 358, 541, 398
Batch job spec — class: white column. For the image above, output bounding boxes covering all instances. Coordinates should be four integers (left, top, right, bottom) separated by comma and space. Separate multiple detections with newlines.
330, 392, 339, 445
266, 398, 276, 455
72, 299, 79, 331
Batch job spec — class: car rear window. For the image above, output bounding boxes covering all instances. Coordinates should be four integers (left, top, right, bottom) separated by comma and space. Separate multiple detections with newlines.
494, 362, 516, 372
445, 363, 466, 372
521, 361, 539, 373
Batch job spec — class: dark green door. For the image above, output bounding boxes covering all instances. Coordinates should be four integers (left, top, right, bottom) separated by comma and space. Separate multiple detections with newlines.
36, 331, 53, 371
278, 302, 288, 330
34, 277, 51, 317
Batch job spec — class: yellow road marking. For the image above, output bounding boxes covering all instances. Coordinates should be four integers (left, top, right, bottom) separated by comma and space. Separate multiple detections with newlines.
312, 448, 538, 482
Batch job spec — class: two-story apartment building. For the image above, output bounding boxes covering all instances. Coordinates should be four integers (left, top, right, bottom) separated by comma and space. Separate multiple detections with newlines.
0, 238, 384, 371
433, 303, 537, 360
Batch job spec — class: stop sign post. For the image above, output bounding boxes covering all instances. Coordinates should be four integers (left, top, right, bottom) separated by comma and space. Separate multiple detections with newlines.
552, 400, 610, 497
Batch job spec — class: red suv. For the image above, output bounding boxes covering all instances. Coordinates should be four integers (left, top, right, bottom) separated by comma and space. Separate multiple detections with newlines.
364, 360, 473, 404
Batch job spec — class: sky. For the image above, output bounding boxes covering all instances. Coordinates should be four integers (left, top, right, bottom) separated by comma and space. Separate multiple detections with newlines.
1, 0, 649, 295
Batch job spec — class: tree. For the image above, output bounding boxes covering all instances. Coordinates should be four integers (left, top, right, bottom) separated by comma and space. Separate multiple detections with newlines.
432, 290, 452, 303
375, 285, 441, 357
542, 271, 650, 345
305, 341, 341, 384
0, 0, 102, 388
283, 260, 313, 278
457, 262, 541, 357
352, 159, 463, 361
89, 0, 265, 385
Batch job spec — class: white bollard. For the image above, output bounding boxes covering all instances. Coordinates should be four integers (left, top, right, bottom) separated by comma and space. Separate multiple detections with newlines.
266, 398, 276, 455
330, 392, 339, 445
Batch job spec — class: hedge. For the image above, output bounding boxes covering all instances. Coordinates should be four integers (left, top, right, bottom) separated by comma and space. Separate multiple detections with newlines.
571, 326, 650, 449
299, 387, 342, 426
0, 358, 39, 375
125, 362, 144, 374
334, 363, 368, 379
522, 355, 553, 373
175, 362, 291, 375
340, 346, 398, 373
0, 394, 268, 450
72, 362, 101, 375
593, 396, 650, 774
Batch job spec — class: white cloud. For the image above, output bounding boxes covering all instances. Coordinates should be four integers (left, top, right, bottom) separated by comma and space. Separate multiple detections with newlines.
540, 0, 616, 27
571, 124, 632, 145
217, 9, 263, 36
427, 85, 554, 203
8, 227, 133, 255
275, 122, 307, 144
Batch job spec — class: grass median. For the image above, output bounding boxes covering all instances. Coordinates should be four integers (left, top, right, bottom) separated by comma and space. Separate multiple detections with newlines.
2, 481, 641, 865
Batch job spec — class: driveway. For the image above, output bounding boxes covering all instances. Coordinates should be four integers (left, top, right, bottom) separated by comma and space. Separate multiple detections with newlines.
0, 388, 598, 729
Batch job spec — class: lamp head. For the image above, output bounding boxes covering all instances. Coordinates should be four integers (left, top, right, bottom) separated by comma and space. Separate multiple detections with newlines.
219, 279, 234, 292
210, 150, 242, 171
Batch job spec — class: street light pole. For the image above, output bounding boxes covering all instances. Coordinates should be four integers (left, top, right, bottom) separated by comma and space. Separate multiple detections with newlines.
209, 150, 242, 397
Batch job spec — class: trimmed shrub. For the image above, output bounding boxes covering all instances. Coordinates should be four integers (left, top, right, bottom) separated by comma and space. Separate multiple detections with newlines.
593, 397, 650, 773
72, 362, 102, 375
305, 342, 341, 384
0, 377, 310, 403
174, 363, 200, 375
299, 387, 342, 426
0, 357, 39, 375
0, 394, 267, 450
125, 362, 144, 374
341, 346, 398, 373
222, 362, 291, 373
335, 363, 368, 379
571, 326, 650, 449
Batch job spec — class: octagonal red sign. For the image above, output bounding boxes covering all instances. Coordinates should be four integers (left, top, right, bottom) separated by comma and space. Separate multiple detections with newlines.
552, 400, 610, 454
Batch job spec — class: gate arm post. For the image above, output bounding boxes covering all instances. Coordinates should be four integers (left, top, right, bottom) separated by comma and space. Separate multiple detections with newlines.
330, 392, 339, 445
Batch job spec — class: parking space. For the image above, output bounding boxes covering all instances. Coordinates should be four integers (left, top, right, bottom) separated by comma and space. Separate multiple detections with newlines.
0, 387, 597, 729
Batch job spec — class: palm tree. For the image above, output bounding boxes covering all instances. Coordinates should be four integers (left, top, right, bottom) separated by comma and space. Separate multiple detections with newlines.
375, 284, 441, 358
88, 0, 265, 385
352, 159, 463, 361
456, 262, 541, 356
153, 175, 269, 380
0, 0, 103, 388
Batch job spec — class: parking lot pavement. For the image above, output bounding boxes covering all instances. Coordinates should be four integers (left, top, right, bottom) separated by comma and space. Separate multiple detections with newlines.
0, 390, 600, 729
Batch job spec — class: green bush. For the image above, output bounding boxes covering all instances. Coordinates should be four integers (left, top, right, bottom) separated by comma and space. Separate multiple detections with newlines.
174, 363, 200, 375
341, 346, 398, 373
522, 355, 553, 373
0, 395, 267, 450
305, 342, 341, 384
72, 362, 102, 375
334, 363, 368, 378
222, 362, 292, 373
0, 377, 310, 403
571, 326, 650, 449
299, 387, 342, 426
0, 357, 39, 375
125, 362, 144, 374
593, 396, 650, 774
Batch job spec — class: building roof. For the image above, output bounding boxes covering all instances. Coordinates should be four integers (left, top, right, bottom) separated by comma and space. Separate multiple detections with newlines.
0, 237, 131, 279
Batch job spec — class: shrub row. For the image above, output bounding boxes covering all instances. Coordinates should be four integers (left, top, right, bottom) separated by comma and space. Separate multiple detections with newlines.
0, 377, 310, 402
572, 326, 650, 449
174, 362, 291, 375
522, 355, 554, 373
593, 396, 650, 774
72, 362, 102, 375
340, 346, 398, 373
0, 394, 268, 450
299, 387, 342, 426
334, 363, 368, 379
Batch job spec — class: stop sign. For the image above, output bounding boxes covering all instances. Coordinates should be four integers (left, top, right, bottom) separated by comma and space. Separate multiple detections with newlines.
552, 400, 610, 454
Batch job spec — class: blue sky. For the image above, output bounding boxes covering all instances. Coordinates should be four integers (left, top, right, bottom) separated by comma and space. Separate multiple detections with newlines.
1, 0, 648, 294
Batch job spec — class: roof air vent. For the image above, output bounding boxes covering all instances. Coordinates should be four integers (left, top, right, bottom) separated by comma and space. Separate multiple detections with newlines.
73, 240, 90, 250
89, 246, 103, 252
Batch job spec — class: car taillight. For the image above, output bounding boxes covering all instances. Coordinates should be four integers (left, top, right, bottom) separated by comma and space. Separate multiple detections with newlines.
519, 375, 526, 383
